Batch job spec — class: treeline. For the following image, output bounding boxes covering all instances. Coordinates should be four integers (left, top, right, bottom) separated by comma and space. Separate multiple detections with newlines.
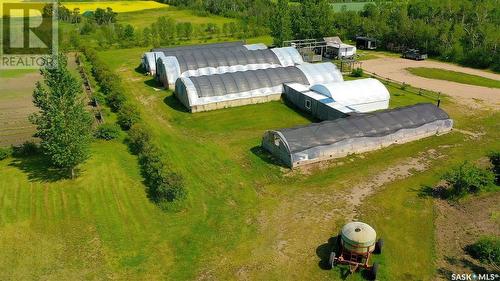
271, 0, 499, 71
332, 0, 500, 70
160, 0, 270, 37
81, 46, 187, 209
60, 7, 264, 50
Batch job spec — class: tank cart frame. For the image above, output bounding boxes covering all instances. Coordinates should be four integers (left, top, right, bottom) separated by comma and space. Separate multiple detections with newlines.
329, 236, 383, 279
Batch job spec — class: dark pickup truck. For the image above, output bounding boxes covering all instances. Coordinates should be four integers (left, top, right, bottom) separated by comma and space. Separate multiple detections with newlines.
402, 49, 428, 61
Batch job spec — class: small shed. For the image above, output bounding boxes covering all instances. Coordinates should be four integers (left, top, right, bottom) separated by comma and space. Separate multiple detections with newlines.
324, 37, 356, 59
356, 37, 377, 50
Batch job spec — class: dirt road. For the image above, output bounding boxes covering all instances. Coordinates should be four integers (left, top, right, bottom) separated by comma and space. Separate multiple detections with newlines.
362, 56, 500, 109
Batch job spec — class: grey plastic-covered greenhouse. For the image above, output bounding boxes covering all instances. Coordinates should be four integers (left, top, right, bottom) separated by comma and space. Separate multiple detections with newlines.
262, 103, 453, 168
141, 41, 267, 75
156, 47, 303, 88
175, 62, 344, 112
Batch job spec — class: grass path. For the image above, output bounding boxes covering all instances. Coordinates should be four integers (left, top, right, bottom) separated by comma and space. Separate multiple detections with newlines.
407, 67, 500, 89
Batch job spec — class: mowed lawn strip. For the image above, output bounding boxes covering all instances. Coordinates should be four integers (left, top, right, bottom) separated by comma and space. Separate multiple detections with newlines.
407, 67, 500, 89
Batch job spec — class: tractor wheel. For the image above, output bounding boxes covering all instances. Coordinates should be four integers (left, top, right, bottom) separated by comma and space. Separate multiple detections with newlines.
375, 238, 384, 254
371, 262, 379, 280
336, 234, 342, 250
329, 252, 336, 268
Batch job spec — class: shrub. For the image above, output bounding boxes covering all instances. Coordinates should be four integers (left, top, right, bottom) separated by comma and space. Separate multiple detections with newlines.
466, 236, 500, 265
127, 124, 152, 154
488, 151, 500, 185
441, 161, 495, 198
94, 123, 120, 140
106, 91, 126, 112
350, 67, 363, 77
138, 145, 187, 206
117, 103, 141, 130
0, 147, 12, 160
12, 141, 39, 157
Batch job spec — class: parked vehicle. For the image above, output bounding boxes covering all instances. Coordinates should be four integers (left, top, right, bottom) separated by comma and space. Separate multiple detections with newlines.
402, 49, 428, 60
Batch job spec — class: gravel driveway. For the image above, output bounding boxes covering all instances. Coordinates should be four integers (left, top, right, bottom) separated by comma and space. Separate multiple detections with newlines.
362, 56, 500, 109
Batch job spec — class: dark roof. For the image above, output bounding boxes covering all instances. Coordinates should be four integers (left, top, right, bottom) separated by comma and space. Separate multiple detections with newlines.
276, 103, 450, 153
188, 66, 309, 98
356, 36, 376, 41
174, 49, 281, 73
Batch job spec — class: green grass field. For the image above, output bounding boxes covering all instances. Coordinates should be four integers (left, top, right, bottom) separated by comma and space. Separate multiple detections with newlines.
117, 6, 236, 29
0, 46, 498, 279
407, 67, 500, 89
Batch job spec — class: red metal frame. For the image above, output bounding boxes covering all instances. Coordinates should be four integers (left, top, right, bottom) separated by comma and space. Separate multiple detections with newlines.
332, 241, 374, 273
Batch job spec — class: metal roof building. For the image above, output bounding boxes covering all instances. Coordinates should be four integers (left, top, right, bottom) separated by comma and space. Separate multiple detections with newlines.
283, 78, 390, 120
157, 47, 303, 88
262, 103, 453, 168
174, 62, 344, 112
141, 41, 267, 75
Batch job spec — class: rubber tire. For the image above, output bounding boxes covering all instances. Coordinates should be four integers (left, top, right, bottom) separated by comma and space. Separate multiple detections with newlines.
375, 238, 384, 254
371, 262, 379, 280
329, 252, 336, 268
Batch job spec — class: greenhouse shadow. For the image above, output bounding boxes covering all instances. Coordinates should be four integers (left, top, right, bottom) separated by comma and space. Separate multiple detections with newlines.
163, 94, 189, 113
250, 146, 288, 168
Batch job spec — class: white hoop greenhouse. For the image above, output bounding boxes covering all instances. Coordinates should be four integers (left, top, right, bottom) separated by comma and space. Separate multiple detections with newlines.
141, 41, 267, 75
156, 47, 303, 88
174, 62, 343, 112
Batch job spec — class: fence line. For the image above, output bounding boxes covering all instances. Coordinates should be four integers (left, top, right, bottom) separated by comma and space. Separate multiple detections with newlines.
364, 70, 442, 103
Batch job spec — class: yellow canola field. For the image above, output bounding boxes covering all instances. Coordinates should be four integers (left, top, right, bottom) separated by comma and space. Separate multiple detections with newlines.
63, 1, 168, 13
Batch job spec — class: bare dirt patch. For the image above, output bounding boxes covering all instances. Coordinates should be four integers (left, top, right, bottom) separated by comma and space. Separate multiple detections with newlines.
0, 72, 40, 146
362, 56, 500, 109
434, 193, 500, 280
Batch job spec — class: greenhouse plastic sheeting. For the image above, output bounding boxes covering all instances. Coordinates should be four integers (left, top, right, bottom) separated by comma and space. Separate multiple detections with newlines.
156, 47, 304, 87
142, 42, 266, 75
309, 78, 390, 113
175, 62, 343, 111
262, 103, 453, 167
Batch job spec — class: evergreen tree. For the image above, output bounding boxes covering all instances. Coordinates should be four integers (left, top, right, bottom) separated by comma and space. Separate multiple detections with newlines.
270, 0, 292, 46
30, 54, 93, 178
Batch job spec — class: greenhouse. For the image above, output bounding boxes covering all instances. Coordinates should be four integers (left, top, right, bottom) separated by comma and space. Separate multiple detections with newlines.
262, 103, 453, 168
141, 41, 267, 75
156, 47, 304, 88
283, 78, 390, 120
175, 62, 343, 112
